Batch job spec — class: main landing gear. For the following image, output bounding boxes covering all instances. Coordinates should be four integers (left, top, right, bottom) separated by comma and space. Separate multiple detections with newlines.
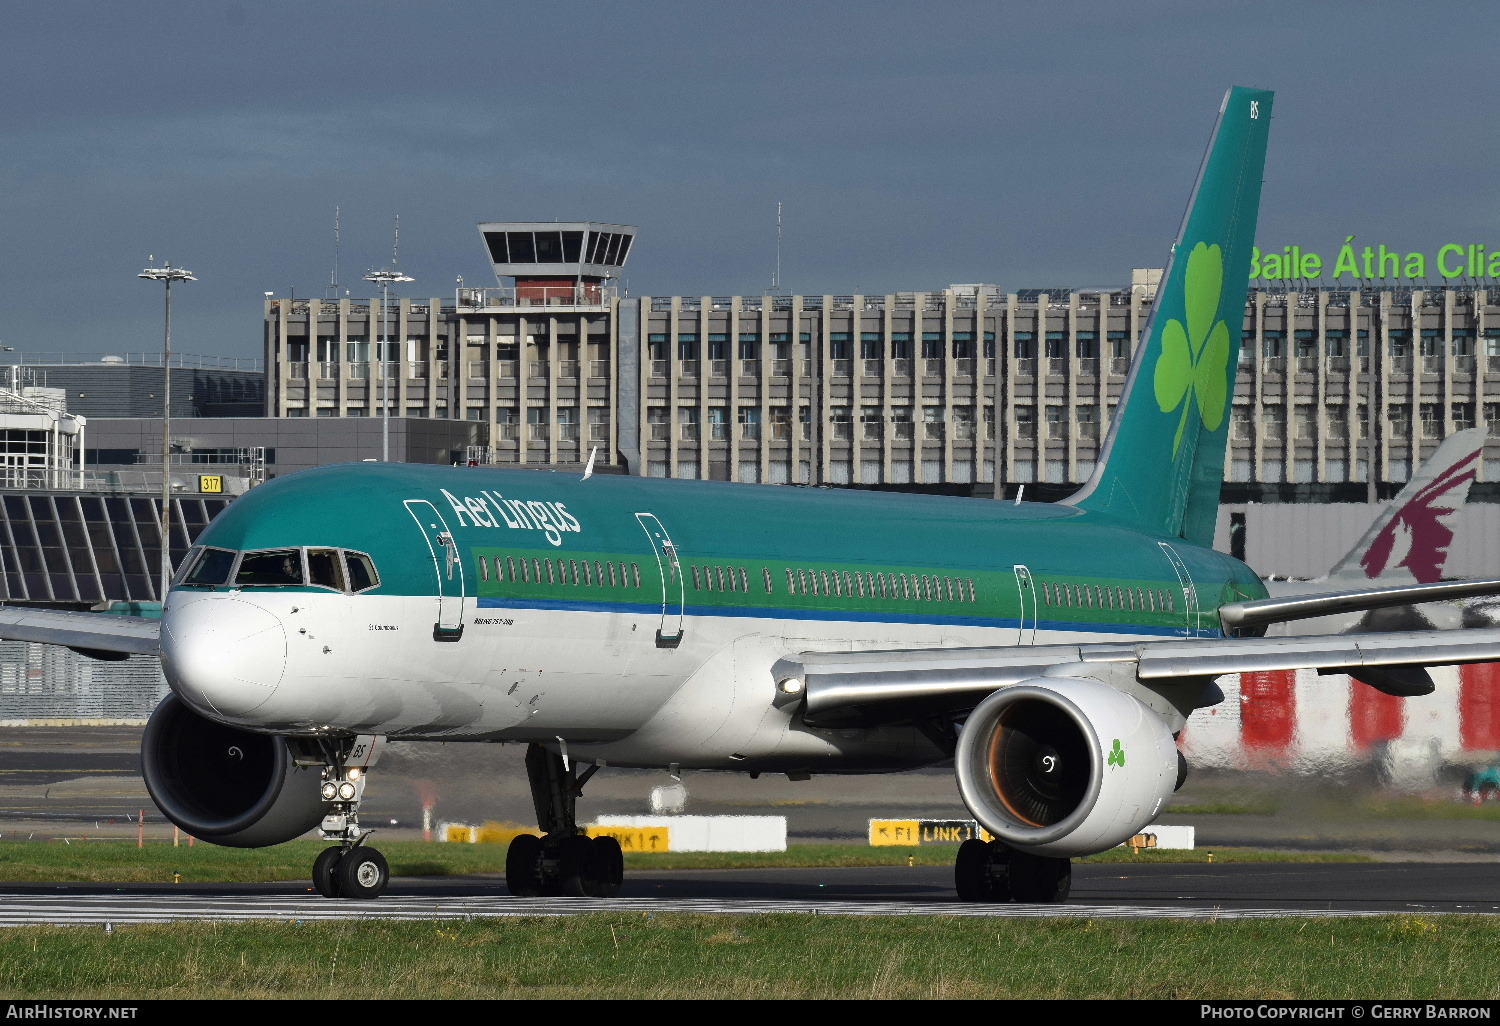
954, 838, 1072, 904
310, 735, 390, 899
505, 743, 623, 898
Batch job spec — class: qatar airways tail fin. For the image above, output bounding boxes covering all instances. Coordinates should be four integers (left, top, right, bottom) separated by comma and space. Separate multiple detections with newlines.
1327, 426, 1486, 585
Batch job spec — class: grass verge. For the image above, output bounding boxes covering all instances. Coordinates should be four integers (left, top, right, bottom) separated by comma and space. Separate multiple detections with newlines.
0, 913, 1494, 999
0, 839, 1372, 883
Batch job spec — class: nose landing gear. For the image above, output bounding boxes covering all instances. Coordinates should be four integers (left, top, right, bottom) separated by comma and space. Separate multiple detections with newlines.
310, 735, 390, 899
505, 742, 623, 898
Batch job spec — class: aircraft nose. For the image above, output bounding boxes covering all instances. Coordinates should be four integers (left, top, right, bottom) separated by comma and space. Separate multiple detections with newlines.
160, 597, 287, 719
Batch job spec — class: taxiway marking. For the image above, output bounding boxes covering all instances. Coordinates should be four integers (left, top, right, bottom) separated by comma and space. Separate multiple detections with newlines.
0, 893, 1472, 926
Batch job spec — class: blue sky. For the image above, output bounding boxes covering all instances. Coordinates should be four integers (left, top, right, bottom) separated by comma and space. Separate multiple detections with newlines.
2, 1, 1496, 359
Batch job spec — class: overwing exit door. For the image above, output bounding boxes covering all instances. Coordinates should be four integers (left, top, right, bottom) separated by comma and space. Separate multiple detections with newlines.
404, 499, 465, 640
634, 512, 685, 648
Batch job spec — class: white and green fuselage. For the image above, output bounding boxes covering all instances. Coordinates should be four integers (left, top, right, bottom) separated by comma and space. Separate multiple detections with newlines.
164, 462, 1266, 772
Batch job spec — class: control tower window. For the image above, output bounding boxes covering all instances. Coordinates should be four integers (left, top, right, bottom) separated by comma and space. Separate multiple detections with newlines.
507, 233, 536, 263
484, 233, 509, 263
616, 235, 633, 263
562, 231, 583, 262
534, 231, 563, 262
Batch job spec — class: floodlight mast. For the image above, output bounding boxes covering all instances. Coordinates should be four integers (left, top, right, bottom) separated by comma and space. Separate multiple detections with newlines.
137, 263, 197, 604
362, 269, 414, 462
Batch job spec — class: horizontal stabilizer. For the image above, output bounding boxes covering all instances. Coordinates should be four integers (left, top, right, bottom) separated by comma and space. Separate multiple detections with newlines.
0, 606, 160, 658
1218, 578, 1500, 634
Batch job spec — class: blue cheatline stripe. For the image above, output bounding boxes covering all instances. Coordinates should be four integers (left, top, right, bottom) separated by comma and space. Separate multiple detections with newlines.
474, 596, 1206, 637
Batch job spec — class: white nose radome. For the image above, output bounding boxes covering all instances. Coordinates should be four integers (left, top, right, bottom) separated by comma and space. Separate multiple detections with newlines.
161, 597, 287, 719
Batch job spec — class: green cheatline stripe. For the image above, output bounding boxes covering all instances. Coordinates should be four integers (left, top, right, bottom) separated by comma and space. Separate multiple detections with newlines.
473, 547, 1191, 629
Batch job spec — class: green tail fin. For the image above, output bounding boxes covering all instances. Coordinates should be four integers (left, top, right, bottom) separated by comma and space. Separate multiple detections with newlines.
1066, 87, 1273, 546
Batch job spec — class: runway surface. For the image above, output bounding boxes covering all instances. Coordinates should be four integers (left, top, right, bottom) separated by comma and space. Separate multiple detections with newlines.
11, 726, 1500, 854
3, 862, 1499, 926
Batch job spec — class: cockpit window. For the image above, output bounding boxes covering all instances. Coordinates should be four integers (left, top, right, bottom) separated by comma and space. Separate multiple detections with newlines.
182, 547, 236, 587
306, 549, 345, 591
345, 551, 379, 593
234, 549, 304, 587
173, 545, 379, 593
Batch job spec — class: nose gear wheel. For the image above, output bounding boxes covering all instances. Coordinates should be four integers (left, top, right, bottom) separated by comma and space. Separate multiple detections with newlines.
307, 736, 389, 899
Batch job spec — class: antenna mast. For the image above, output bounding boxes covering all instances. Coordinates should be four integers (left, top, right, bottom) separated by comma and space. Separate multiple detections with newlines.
392, 214, 401, 271
770, 201, 783, 294
326, 206, 341, 299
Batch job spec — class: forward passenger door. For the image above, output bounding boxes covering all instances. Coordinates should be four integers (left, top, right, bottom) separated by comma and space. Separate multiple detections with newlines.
405, 499, 466, 640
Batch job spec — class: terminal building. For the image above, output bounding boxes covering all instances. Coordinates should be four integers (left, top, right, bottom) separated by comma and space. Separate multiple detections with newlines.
12, 353, 264, 420
264, 224, 1500, 502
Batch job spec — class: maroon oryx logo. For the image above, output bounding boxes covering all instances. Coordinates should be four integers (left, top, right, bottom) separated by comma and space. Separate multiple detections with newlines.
1360, 450, 1480, 584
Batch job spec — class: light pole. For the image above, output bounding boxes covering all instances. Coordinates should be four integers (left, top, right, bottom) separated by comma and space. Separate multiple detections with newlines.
138, 262, 197, 604
363, 269, 413, 462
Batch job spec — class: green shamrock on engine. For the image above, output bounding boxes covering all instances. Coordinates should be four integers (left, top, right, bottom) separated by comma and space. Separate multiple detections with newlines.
1154, 241, 1231, 456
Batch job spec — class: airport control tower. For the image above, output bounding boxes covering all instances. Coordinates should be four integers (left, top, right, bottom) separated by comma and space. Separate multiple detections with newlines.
476, 222, 636, 304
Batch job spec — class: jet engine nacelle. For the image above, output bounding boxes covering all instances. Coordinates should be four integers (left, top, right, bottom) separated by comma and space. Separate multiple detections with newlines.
141, 693, 325, 848
954, 676, 1177, 858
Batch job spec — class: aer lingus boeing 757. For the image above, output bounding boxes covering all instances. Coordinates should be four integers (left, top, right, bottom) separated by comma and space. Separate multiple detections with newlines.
9, 86, 1500, 904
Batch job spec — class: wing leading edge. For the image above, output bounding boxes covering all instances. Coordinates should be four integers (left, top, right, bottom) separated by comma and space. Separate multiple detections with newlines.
793, 627, 1500, 727
0, 607, 160, 659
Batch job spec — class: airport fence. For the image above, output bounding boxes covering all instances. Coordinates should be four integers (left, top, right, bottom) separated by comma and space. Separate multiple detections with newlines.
0, 641, 166, 725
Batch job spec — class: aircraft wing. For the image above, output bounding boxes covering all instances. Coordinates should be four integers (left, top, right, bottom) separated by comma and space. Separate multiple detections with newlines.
794, 626, 1500, 727
1220, 578, 1500, 633
0, 606, 160, 659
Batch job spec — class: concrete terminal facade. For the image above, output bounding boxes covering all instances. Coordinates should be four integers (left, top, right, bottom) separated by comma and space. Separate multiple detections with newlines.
265, 276, 1500, 495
